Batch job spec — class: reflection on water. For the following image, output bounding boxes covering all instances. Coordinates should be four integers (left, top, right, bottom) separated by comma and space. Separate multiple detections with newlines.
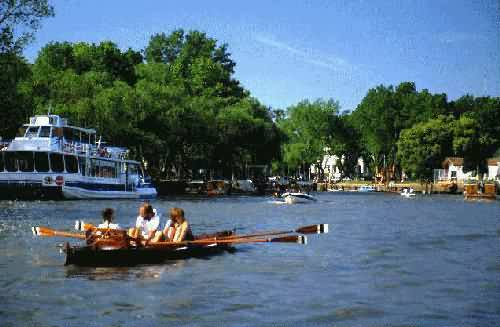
0, 194, 499, 326
64, 262, 185, 281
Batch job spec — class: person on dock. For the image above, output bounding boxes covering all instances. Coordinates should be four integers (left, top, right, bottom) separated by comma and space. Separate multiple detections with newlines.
128, 203, 160, 242
97, 208, 120, 229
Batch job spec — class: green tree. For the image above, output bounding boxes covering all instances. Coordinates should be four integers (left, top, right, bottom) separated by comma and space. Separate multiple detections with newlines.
0, 0, 54, 53
279, 99, 339, 176
0, 52, 33, 138
397, 116, 454, 182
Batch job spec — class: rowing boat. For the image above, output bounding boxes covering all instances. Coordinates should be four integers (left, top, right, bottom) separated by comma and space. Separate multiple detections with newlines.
63, 241, 234, 266
32, 223, 328, 267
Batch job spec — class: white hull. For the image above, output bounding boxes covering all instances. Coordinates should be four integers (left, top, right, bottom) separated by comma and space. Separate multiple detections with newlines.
62, 185, 157, 200
400, 192, 416, 198
282, 192, 317, 204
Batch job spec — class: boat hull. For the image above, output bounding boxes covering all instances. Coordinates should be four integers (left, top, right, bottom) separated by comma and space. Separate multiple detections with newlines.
62, 185, 157, 200
282, 192, 317, 204
0, 181, 63, 200
64, 243, 233, 266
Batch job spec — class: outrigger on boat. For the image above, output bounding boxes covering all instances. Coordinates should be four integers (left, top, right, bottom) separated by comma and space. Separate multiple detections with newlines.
31, 223, 328, 267
0, 115, 157, 200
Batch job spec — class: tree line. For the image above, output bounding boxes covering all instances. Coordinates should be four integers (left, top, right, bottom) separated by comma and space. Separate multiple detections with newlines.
277, 85, 500, 182
1, 1, 499, 182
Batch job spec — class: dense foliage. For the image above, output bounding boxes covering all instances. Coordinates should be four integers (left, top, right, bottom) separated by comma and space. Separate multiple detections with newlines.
278, 84, 499, 182
1, 5, 498, 181
1, 29, 281, 179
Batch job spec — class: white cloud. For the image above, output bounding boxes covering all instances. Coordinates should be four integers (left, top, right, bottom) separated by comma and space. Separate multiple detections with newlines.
254, 34, 354, 73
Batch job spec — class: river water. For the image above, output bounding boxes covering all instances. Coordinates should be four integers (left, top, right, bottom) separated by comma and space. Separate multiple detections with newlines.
0, 193, 499, 326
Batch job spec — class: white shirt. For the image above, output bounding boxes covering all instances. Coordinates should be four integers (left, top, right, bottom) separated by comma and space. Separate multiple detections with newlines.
97, 222, 120, 229
135, 212, 160, 238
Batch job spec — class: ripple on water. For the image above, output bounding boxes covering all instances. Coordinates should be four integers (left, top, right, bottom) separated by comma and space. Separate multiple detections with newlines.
307, 306, 385, 324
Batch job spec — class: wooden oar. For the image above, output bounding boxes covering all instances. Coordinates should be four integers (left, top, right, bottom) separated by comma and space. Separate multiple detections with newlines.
149, 234, 307, 248
217, 223, 329, 240
32, 226, 86, 240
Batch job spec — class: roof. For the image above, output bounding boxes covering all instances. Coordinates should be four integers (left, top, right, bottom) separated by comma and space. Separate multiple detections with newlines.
442, 157, 464, 167
487, 158, 500, 166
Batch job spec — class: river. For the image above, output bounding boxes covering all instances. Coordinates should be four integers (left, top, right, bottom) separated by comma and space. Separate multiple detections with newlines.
0, 193, 499, 326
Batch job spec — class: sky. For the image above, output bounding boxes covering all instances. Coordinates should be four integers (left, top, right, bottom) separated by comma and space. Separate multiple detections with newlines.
24, 0, 500, 112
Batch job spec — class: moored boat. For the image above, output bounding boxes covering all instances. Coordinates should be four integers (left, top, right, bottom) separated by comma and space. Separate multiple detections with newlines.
358, 185, 376, 192
0, 114, 157, 200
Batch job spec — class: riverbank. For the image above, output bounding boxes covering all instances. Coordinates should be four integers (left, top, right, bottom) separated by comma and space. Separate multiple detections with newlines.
318, 181, 463, 194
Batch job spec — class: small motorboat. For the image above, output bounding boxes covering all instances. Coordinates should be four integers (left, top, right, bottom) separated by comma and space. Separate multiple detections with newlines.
281, 192, 317, 204
358, 185, 376, 192
400, 188, 416, 198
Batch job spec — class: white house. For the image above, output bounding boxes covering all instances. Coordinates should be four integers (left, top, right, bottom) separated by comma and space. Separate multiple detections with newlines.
435, 157, 500, 182
487, 158, 500, 181
311, 152, 366, 181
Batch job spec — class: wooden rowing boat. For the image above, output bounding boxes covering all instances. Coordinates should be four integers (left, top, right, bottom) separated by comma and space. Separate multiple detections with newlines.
32, 223, 328, 267
63, 241, 234, 267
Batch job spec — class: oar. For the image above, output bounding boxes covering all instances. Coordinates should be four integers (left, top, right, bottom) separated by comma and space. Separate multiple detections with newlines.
74, 220, 95, 232
214, 223, 329, 240
32, 226, 86, 240
149, 234, 307, 248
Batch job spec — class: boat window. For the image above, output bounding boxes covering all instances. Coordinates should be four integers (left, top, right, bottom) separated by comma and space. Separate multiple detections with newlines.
0, 152, 4, 171
18, 152, 34, 172
39, 126, 51, 138
35, 152, 50, 172
78, 157, 86, 176
4, 152, 17, 172
50, 153, 64, 173
64, 155, 78, 173
25, 126, 40, 138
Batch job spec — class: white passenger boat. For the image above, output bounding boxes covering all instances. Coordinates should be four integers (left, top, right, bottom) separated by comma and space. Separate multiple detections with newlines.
400, 188, 416, 198
282, 192, 317, 204
0, 115, 157, 200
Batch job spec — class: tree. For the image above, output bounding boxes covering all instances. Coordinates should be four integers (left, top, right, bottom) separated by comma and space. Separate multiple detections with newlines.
448, 96, 500, 175
0, 0, 54, 53
279, 99, 339, 176
0, 52, 33, 138
351, 82, 448, 182
397, 116, 454, 182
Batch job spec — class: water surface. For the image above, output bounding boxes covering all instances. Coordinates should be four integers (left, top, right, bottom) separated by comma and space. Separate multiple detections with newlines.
0, 193, 499, 326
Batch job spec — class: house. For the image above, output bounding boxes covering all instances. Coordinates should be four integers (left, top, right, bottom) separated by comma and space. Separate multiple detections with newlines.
434, 157, 500, 182
311, 152, 367, 181
487, 158, 500, 181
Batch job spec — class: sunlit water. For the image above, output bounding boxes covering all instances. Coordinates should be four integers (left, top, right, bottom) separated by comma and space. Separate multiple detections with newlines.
0, 193, 499, 326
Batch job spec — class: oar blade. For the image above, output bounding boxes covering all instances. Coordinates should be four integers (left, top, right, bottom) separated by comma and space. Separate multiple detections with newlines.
270, 235, 307, 244
75, 220, 94, 232
32, 226, 55, 237
295, 224, 329, 234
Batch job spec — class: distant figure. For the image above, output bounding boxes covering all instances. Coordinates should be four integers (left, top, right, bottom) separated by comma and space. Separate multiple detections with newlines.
98, 208, 120, 229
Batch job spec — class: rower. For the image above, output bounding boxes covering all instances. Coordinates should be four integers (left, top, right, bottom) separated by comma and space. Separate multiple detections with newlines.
170, 207, 194, 242
98, 208, 120, 229
128, 203, 160, 242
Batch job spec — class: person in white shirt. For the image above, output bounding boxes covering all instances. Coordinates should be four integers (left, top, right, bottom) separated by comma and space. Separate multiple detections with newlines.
128, 203, 160, 243
97, 208, 120, 229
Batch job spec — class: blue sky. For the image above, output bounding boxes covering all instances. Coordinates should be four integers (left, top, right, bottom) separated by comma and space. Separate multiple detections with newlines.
24, 0, 500, 111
